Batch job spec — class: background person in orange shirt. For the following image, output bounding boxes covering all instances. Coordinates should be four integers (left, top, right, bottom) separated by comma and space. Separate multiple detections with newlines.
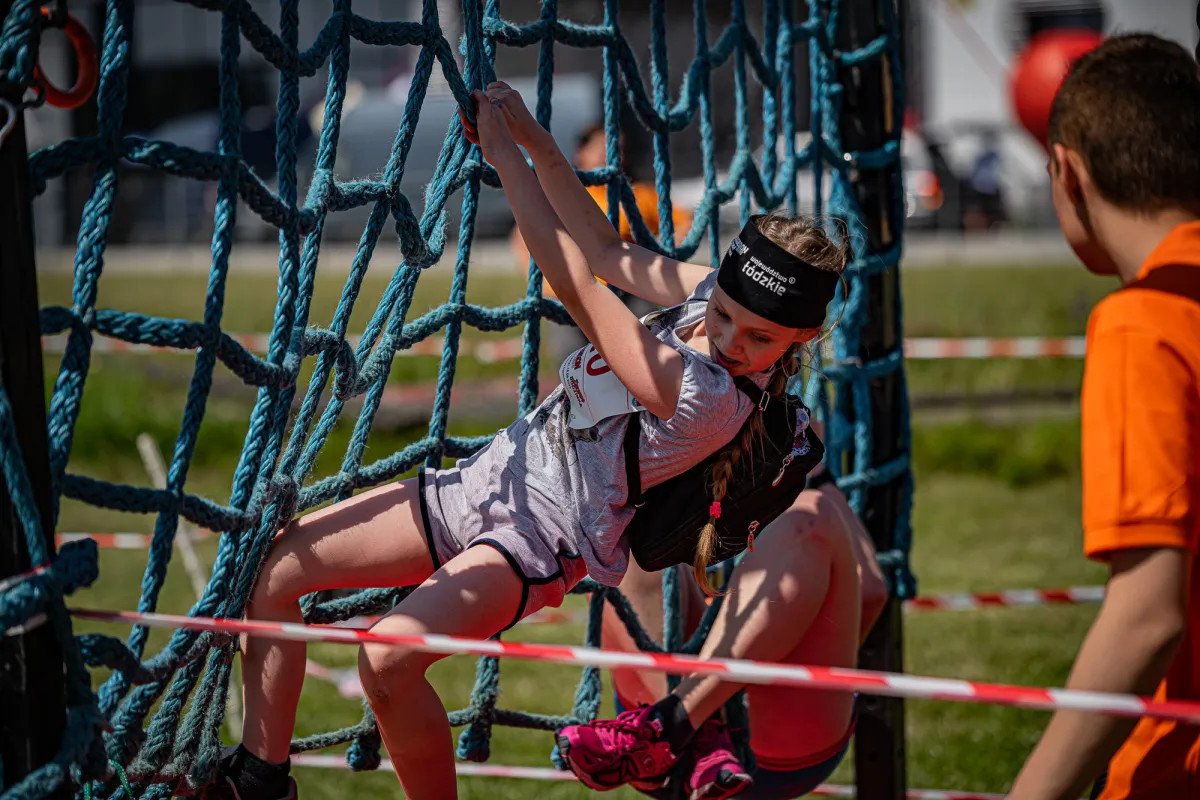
1008, 34, 1200, 800
510, 122, 693, 363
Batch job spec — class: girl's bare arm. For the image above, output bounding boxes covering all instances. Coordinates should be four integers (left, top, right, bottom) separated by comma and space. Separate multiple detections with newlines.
470, 94, 685, 420
483, 82, 711, 308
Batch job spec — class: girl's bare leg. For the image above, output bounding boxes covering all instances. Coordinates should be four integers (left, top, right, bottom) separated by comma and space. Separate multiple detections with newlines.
599, 487, 878, 755
358, 544, 524, 799
739, 486, 881, 759
670, 488, 865, 758
670, 491, 854, 720
241, 479, 436, 762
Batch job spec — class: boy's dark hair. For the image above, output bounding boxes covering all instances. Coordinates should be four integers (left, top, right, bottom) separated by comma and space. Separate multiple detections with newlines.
1049, 33, 1200, 214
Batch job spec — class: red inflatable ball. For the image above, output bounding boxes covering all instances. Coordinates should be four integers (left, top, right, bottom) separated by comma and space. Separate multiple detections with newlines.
1010, 29, 1104, 148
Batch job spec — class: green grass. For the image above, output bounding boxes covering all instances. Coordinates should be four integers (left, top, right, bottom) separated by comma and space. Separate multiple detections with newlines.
914, 417, 1080, 488
46, 263, 1116, 797
40, 262, 1113, 338
37, 271, 535, 342
40, 263, 1115, 401
902, 267, 1110, 338
38, 265, 1112, 451
900, 265, 1114, 402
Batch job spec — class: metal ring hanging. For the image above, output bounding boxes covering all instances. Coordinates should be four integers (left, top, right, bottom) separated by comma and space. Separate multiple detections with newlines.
32, 6, 99, 110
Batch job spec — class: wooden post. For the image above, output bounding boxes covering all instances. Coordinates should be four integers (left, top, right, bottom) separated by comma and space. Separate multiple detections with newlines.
0, 2, 69, 792
838, 0, 909, 798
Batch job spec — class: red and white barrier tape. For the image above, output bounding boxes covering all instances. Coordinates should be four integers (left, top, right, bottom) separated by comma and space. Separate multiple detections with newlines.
906, 585, 1104, 612
69, 606, 1200, 724
58, 532, 155, 550
307, 587, 1108, 698
303, 658, 362, 699
1, 563, 53, 636
902, 336, 1085, 360
0, 561, 51, 593
290, 754, 1004, 798
53, 532, 1108, 705
505, 587, 1108, 619
293, 754, 575, 781
42, 334, 1086, 362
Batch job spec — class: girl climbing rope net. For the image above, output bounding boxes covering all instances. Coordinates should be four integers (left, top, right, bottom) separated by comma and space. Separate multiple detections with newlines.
207, 81, 845, 800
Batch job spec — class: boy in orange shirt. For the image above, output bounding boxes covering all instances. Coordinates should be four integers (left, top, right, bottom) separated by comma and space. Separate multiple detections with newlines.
1008, 34, 1200, 800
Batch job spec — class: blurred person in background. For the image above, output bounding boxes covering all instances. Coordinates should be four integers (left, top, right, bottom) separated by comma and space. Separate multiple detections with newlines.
511, 122, 693, 363
963, 131, 1007, 231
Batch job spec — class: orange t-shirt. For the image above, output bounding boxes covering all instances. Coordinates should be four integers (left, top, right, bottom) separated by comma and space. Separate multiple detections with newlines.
1081, 221, 1200, 800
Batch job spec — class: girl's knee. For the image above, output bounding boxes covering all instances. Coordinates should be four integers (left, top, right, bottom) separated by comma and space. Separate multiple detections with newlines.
247, 549, 301, 617
763, 497, 839, 555
357, 617, 438, 704
248, 514, 333, 614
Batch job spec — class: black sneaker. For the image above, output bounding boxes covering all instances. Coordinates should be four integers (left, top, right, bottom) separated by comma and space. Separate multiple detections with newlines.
202, 745, 297, 800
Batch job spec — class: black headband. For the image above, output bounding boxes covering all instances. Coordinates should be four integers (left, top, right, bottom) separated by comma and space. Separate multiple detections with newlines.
715, 216, 840, 329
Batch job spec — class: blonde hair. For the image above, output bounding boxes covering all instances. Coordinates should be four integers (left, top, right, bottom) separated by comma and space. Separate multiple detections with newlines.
753, 212, 851, 277
692, 213, 848, 595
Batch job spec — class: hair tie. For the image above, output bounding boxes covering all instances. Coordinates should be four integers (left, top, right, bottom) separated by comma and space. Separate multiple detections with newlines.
709, 501, 722, 519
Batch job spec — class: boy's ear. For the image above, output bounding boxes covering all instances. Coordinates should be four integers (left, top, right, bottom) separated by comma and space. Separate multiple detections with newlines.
1051, 143, 1086, 207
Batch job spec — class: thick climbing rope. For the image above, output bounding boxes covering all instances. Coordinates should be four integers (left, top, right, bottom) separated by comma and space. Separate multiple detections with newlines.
0, 0, 910, 797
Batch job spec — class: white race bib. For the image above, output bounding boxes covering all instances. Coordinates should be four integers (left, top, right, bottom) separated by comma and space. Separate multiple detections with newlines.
558, 343, 642, 430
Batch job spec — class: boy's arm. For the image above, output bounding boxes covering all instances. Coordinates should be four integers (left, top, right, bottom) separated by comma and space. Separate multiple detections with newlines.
1010, 322, 1195, 800
483, 83, 711, 307
474, 97, 684, 420
1007, 547, 1188, 800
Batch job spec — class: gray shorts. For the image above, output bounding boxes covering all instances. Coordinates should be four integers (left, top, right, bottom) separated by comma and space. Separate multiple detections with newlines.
418, 456, 587, 630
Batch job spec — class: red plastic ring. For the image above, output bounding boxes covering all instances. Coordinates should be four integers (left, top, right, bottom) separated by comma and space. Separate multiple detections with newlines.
32, 8, 99, 110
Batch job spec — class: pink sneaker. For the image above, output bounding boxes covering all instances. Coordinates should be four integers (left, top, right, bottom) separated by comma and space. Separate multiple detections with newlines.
688, 719, 753, 800
556, 705, 678, 791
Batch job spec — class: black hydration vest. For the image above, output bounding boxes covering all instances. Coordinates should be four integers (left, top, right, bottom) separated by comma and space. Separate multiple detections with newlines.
622, 378, 825, 572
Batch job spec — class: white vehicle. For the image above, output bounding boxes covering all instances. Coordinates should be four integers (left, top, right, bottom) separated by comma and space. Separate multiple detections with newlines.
320, 73, 601, 242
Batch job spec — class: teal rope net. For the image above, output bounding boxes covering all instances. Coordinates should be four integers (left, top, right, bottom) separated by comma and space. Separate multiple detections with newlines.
0, 0, 913, 797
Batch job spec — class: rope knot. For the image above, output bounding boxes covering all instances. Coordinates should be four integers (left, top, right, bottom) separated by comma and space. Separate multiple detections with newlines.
74, 305, 96, 329
347, 732, 382, 771
267, 475, 301, 525
332, 471, 355, 496
201, 322, 222, 351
